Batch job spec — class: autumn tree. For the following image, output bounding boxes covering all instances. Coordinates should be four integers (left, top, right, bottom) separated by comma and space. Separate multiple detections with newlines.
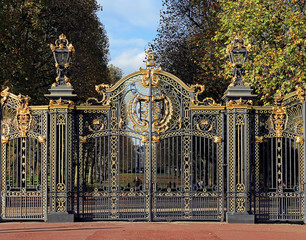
0, 0, 111, 104
215, 0, 305, 104
154, 0, 305, 104
152, 0, 226, 100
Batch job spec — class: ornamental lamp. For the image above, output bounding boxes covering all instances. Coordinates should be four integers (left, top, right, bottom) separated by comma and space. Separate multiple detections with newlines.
226, 34, 251, 76
50, 34, 74, 70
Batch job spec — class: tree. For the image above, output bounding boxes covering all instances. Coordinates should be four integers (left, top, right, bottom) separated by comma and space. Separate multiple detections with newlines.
0, 0, 111, 104
215, 0, 305, 104
151, 0, 201, 86
108, 64, 123, 83
152, 0, 227, 100
153, 0, 305, 104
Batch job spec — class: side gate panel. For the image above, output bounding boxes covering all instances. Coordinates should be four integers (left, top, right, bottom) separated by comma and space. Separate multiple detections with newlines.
254, 92, 305, 222
1, 93, 48, 220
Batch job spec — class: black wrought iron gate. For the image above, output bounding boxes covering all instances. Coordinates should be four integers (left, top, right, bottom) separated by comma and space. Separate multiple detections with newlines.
1, 35, 305, 223
75, 59, 225, 221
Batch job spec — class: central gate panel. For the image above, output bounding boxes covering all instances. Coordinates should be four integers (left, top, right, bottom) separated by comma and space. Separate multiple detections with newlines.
75, 63, 225, 221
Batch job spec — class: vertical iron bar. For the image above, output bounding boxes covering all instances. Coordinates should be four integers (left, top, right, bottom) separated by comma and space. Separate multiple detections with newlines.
13, 139, 15, 188
148, 69, 153, 222
303, 101, 306, 224
221, 111, 225, 221
65, 109, 69, 211
99, 137, 102, 188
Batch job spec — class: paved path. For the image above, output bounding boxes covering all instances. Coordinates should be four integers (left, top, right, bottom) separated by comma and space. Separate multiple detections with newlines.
0, 221, 305, 240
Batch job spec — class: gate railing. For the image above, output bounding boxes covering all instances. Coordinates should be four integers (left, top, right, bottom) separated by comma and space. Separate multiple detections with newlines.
0, 35, 305, 223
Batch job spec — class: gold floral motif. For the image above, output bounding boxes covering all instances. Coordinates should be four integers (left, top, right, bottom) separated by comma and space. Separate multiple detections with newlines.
49, 98, 74, 107
255, 136, 263, 143
227, 98, 253, 108
118, 117, 124, 129
213, 136, 222, 144
1, 136, 9, 144
295, 85, 305, 102
16, 94, 32, 138
0, 87, 10, 104
85, 84, 110, 106
38, 136, 46, 144
271, 94, 287, 138
296, 136, 304, 144
79, 136, 87, 144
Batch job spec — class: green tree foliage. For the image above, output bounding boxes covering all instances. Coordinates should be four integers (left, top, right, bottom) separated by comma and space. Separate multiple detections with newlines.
152, 0, 227, 100
153, 0, 305, 104
215, 0, 305, 104
1, 0, 110, 104
151, 0, 202, 86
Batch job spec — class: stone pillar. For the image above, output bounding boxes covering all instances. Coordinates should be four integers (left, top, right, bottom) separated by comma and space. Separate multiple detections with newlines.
45, 34, 76, 222
223, 35, 256, 223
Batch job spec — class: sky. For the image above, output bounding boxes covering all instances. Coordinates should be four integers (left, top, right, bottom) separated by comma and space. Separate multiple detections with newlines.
97, 0, 163, 76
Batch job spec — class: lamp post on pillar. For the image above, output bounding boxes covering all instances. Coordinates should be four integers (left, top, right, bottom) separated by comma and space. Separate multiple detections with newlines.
45, 34, 76, 222
45, 34, 77, 100
223, 34, 256, 224
223, 34, 256, 103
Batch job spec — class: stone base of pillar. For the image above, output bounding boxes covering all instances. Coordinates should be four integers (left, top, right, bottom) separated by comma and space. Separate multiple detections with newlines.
226, 212, 255, 224
47, 212, 74, 223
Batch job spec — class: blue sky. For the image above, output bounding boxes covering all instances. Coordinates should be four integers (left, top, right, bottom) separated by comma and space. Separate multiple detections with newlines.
97, 0, 163, 75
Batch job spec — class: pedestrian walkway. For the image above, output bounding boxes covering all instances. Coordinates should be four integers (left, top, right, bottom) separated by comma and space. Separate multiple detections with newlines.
0, 221, 305, 240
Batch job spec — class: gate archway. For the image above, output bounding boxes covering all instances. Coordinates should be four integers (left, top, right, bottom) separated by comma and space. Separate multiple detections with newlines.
75, 53, 225, 221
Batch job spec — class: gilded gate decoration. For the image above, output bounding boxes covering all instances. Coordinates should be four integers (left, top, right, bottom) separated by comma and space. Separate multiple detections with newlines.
254, 86, 305, 221
74, 50, 225, 221
0, 35, 305, 223
1, 89, 48, 220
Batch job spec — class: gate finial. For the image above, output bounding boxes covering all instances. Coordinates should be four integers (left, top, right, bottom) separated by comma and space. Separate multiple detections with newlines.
139, 49, 162, 87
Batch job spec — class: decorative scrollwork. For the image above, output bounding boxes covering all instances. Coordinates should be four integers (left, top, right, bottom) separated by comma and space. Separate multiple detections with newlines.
213, 136, 222, 144
190, 84, 220, 107
227, 98, 253, 108
16, 94, 32, 138
57, 183, 66, 192
85, 83, 111, 105
49, 98, 74, 107
128, 94, 173, 134
0, 87, 10, 104
236, 198, 246, 212
38, 136, 46, 144
1, 136, 9, 144
139, 49, 162, 87
295, 85, 305, 102
57, 197, 66, 212
255, 136, 263, 143
236, 183, 245, 192
271, 93, 287, 138
193, 114, 217, 134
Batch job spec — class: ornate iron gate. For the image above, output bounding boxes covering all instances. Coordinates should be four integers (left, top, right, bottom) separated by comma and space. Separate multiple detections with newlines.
0, 90, 48, 220
253, 89, 305, 221
0, 35, 305, 223
75, 54, 225, 221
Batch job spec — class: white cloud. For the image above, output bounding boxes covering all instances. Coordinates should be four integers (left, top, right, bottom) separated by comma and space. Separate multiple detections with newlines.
110, 49, 146, 75
98, 0, 160, 28
109, 37, 148, 48
97, 0, 162, 76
